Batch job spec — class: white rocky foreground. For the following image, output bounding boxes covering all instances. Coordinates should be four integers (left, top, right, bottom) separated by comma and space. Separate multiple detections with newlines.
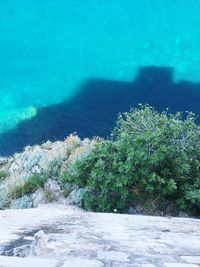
0, 204, 200, 267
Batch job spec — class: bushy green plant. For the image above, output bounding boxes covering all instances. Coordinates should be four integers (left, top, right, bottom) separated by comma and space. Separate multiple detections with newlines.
61, 105, 200, 215
10, 173, 48, 199
0, 171, 8, 181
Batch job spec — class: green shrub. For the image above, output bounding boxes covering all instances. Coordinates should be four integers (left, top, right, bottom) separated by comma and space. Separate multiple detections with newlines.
112, 105, 200, 214
10, 173, 48, 199
61, 105, 200, 215
0, 171, 8, 181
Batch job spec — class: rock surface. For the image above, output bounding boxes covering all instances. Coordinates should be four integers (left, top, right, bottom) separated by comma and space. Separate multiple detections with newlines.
0, 135, 95, 209
30, 230, 49, 256
0, 204, 200, 267
10, 195, 33, 209
65, 187, 86, 206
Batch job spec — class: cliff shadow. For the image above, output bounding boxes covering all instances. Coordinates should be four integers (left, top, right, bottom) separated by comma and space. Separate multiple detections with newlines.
0, 66, 200, 156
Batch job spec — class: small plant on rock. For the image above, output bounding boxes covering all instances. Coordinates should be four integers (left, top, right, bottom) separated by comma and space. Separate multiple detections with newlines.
0, 171, 8, 182
10, 173, 48, 199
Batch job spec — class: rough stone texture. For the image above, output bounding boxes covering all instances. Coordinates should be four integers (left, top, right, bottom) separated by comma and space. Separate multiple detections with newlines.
65, 187, 86, 206
11, 245, 31, 257
10, 195, 33, 209
0, 256, 58, 267
0, 204, 200, 267
31, 180, 63, 208
43, 179, 62, 201
164, 264, 199, 267
0, 256, 103, 267
181, 257, 200, 264
0, 135, 95, 209
97, 251, 129, 262
7, 134, 81, 181
32, 188, 46, 208
31, 230, 48, 256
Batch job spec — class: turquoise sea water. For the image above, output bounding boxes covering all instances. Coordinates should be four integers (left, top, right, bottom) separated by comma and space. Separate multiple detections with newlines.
0, 1, 200, 137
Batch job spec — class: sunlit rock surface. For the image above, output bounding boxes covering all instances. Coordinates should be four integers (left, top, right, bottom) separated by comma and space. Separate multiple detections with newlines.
0, 204, 200, 266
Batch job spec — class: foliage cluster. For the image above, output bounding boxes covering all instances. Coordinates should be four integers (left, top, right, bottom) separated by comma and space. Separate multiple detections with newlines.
0, 171, 8, 181
10, 173, 48, 199
61, 105, 200, 215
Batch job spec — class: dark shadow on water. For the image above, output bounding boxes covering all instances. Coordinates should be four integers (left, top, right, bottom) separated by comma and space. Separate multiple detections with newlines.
0, 66, 200, 156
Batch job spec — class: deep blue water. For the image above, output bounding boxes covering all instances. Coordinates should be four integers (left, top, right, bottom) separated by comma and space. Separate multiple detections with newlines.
0, 0, 200, 155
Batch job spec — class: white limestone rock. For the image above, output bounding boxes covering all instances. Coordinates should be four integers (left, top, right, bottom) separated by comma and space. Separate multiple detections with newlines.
32, 188, 46, 208
31, 230, 49, 256
65, 187, 86, 206
44, 179, 62, 202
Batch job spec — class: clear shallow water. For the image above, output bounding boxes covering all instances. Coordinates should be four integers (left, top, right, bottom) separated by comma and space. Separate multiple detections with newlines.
0, 0, 200, 134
